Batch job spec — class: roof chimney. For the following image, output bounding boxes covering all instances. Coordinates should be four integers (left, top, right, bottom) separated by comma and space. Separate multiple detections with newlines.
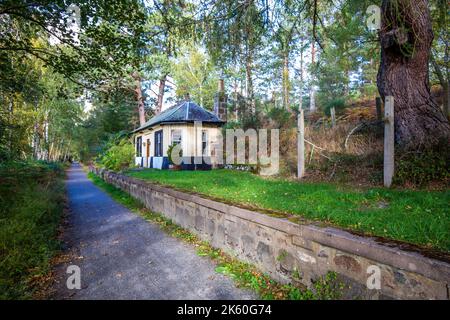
218, 79, 224, 93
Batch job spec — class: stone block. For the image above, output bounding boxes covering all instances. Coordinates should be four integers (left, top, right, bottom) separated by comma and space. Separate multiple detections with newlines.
334, 254, 362, 274
256, 241, 273, 266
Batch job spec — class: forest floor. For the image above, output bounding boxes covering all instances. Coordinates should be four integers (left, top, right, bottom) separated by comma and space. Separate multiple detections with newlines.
127, 169, 450, 253
50, 164, 256, 299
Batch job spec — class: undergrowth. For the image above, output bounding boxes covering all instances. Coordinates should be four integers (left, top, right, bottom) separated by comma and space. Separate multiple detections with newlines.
0, 161, 66, 299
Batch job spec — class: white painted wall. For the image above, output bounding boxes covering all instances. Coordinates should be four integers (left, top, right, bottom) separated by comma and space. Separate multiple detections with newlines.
135, 123, 222, 160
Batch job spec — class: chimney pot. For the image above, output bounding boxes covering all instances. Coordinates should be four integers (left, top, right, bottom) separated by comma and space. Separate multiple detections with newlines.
218, 79, 224, 93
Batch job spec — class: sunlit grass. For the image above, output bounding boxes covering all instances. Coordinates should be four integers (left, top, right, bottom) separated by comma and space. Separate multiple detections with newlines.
127, 169, 450, 252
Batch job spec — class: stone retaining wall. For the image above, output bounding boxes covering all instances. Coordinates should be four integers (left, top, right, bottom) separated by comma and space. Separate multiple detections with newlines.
92, 167, 450, 300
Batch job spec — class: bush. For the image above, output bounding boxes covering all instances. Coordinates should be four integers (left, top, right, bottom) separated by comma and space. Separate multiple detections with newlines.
97, 138, 135, 172
267, 107, 293, 128
324, 98, 346, 116
394, 146, 450, 187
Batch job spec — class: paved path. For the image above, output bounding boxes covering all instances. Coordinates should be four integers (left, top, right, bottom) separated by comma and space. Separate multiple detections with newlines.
53, 164, 255, 300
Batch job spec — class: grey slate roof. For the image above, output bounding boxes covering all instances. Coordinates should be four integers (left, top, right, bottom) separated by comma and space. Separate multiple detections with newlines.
133, 101, 224, 133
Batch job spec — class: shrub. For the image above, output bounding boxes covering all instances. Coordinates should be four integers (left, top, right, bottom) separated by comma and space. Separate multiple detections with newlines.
324, 98, 346, 116
267, 107, 293, 128
394, 146, 450, 187
97, 139, 135, 172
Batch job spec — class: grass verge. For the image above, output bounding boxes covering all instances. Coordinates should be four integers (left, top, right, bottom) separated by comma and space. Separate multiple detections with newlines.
87, 171, 345, 300
126, 169, 450, 252
0, 161, 66, 299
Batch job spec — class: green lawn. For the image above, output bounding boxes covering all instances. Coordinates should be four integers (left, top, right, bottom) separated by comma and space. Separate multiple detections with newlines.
127, 169, 450, 252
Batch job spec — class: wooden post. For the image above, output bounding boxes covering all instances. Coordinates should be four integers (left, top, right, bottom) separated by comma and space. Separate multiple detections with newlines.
384, 96, 394, 187
376, 97, 382, 121
330, 107, 336, 127
298, 109, 305, 179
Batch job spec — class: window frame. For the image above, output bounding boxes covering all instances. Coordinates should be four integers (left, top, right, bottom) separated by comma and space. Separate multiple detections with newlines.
136, 136, 142, 157
171, 129, 182, 146
201, 130, 208, 156
154, 130, 163, 157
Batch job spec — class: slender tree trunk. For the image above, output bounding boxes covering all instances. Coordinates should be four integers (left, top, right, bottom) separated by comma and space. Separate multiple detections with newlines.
32, 101, 40, 159
133, 72, 146, 126
283, 52, 290, 109
8, 95, 13, 157
245, 53, 255, 115
377, 0, 450, 150
233, 80, 239, 120
299, 42, 304, 111
33, 122, 40, 159
44, 118, 49, 161
156, 74, 167, 114
310, 42, 316, 112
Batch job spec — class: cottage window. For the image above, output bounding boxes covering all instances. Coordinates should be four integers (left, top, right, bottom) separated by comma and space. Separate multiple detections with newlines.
136, 136, 142, 157
202, 130, 208, 155
155, 130, 163, 157
171, 129, 182, 145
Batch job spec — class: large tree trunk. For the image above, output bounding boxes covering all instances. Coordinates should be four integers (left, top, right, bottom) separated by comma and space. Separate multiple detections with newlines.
377, 0, 450, 150
156, 74, 167, 115
133, 72, 146, 126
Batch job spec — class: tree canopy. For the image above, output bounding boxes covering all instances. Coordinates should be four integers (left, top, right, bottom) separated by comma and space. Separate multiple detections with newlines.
1, 0, 448, 162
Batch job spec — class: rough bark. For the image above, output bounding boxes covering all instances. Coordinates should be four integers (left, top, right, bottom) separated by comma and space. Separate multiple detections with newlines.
377, 0, 450, 150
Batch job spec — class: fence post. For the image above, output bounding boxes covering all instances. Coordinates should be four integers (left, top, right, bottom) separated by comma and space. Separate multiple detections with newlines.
330, 107, 336, 127
376, 97, 382, 121
384, 96, 394, 187
298, 109, 305, 179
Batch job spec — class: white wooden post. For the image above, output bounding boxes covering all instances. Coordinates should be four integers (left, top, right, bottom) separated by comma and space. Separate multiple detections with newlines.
384, 96, 394, 187
330, 107, 336, 127
298, 109, 305, 179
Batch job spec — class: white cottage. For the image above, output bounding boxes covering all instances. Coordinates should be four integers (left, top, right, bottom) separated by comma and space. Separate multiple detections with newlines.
132, 97, 226, 170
